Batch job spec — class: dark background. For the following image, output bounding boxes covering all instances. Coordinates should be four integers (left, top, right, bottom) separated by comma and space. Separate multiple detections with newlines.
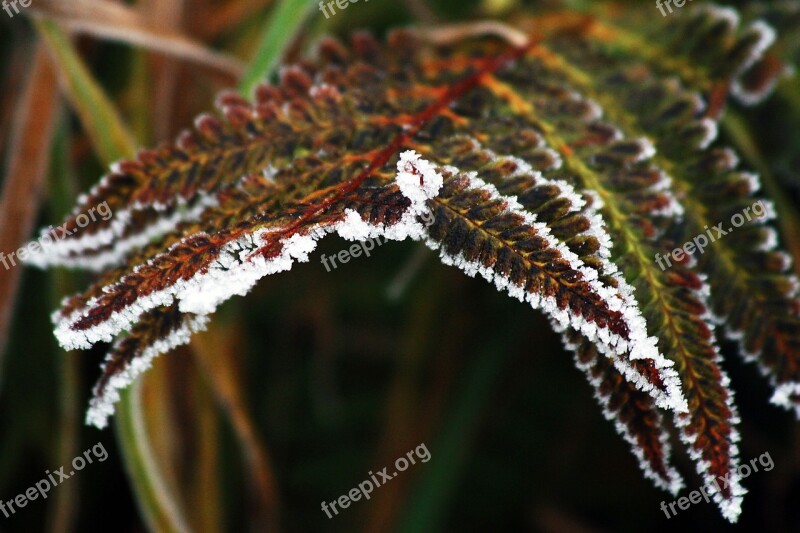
0, 0, 798, 531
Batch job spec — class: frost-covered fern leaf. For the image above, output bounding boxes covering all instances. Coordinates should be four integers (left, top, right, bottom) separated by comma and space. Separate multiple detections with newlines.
28, 3, 797, 523
744, 1, 800, 74
562, 327, 684, 495
87, 304, 208, 428
427, 137, 684, 411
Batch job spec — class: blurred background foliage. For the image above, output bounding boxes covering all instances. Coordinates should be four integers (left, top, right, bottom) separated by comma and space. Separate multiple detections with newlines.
0, 0, 799, 531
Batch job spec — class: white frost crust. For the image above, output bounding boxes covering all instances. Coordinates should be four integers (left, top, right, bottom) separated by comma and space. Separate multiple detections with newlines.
309, 83, 336, 99
731, 76, 780, 107
458, 137, 686, 412
418, 160, 688, 413
731, 280, 800, 420
25, 193, 219, 271
735, 21, 777, 77
562, 89, 747, 494
571, 90, 685, 220
770, 383, 800, 418
755, 226, 779, 252
576, 194, 686, 413
571, 105, 687, 408
571, 340, 684, 495
717, 148, 741, 171
696, 4, 740, 31
552, 318, 684, 413
694, 118, 719, 150
670, 272, 746, 522
498, 153, 586, 212
729, 20, 780, 105
531, 23, 748, 514
176, 230, 315, 316
541, 147, 563, 171
758, 198, 778, 222
650, 171, 685, 218
632, 137, 657, 163
583, 98, 604, 122
448, 140, 586, 221
599, 123, 624, 142
396, 151, 445, 207
54, 150, 443, 352
672, 362, 745, 523
262, 164, 279, 183
579, 190, 614, 261
85, 314, 209, 429
707, 184, 800, 420
695, 273, 725, 327
739, 172, 761, 195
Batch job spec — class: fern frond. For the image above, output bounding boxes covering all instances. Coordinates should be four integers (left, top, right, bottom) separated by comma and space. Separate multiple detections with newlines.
87, 304, 208, 428
460, 37, 747, 519
563, 328, 684, 495
53, 152, 439, 350
429, 136, 684, 410
26, 6, 798, 523
421, 163, 683, 406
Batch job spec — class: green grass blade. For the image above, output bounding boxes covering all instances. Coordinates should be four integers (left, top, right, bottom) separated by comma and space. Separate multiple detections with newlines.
116, 380, 192, 533
45, 116, 82, 533
397, 326, 522, 533
34, 18, 192, 532
34, 18, 137, 161
238, 0, 317, 96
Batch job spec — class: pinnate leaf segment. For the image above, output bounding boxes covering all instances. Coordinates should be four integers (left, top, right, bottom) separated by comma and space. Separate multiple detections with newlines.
28, 4, 797, 522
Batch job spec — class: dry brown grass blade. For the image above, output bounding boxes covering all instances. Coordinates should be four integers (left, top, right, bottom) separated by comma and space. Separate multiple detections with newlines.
199, 0, 273, 40
405, 0, 438, 23
0, 44, 60, 377
193, 321, 282, 531
363, 272, 460, 532
29, 0, 244, 78
144, 0, 185, 153
188, 367, 223, 533
0, 39, 28, 164
141, 5, 222, 530
145, 346, 223, 533
140, 358, 184, 500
